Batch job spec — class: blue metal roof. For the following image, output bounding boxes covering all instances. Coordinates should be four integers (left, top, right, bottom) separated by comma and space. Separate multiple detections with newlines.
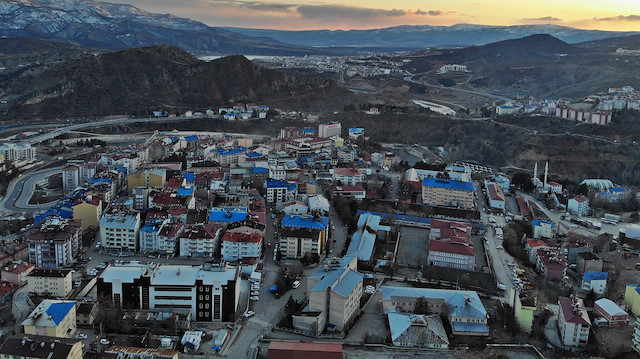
533, 220, 555, 228
333, 270, 363, 297
184, 135, 199, 142
452, 321, 489, 333
347, 213, 381, 262
46, 302, 76, 325
184, 172, 195, 182
265, 179, 288, 188
245, 152, 263, 158
90, 177, 113, 184
422, 178, 474, 191
281, 215, 328, 230
356, 210, 431, 225
177, 187, 195, 196
582, 272, 608, 281
212, 147, 247, 156
252, 167, 269, 174
208, 208, 248, 222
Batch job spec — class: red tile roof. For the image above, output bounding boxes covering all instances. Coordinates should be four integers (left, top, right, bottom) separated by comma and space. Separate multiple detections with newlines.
222, 232, 264, 243
487, 183, 505, 201
558, 297, 591, 326
572, 195, 589, 203
334, 168, 362, 176
429, 239, 475, 256
168, 208, 188, 216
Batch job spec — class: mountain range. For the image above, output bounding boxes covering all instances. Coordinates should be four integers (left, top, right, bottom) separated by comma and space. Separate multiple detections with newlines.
1, 0, 639, 56
224, 24, 640, 49
0, 0, 326, 55
0, 45, 351, 119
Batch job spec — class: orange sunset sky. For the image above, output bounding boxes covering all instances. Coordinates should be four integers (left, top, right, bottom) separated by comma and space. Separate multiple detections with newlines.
108, 0, 640, 31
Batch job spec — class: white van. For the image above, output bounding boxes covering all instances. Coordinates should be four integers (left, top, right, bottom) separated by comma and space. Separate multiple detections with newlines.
292, 280, 300, 289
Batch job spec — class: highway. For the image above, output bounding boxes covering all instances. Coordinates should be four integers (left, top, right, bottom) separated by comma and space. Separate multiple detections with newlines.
404, 75, 516, 103
0, 166, 63, 213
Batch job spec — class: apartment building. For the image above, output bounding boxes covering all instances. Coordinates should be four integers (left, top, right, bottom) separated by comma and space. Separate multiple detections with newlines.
179, 224, 222, 257
62, 165, 79, 195
332, 168, 365, 186
535, 247, 566, 282
486, 183, 505, 211
292, 255, 363, 334
422, 178, 474, 209
72, 196, 102, 233
568, 196, 590, 216
0, 143, 36, 163
318, 122, 342, 138
27, 269, 73, 298
279, 215, 328, 259
97, 261, 240, 322
557, 297, 591, 347
581, 272, 608, 295
1, 262, 34, 285
28, 217, 82, 269
221, 232, 263, 261
22, 300, 77, 338
99, 212, 141, 251
264, 179, 297, 204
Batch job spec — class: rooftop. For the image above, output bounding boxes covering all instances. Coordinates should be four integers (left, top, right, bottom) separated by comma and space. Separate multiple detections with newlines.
422, 178, 474, 191
429, 240, 475, 256
0, 335, 81, 359
99, 212, 139, 230
583, 272, 608, 281
595, 298, 626, 316
388, 313, 449, 345
22, 300, 76, 327
381, 286, 487, 319
558, 296, 591, 326
281, 215, 328, 231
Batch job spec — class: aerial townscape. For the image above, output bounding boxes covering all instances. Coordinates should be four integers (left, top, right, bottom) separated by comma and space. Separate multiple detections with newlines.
0, 1, 639, 359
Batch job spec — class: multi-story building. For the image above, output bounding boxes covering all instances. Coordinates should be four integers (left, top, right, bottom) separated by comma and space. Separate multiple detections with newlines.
209, 147, 247, 166
332, 168, 365, 186
133, 186, 150, 210
292, 255, 362, 334
0, 143, 36, 163
264, 179, 297, 204
61, 165, 79, 195
381, 286, 489, 336
318, 122, 342, 138
594, 298, 628, 326
139, 218, 166, 253
331, 185, 366, 200
97, 261, 240, 322
535, 247, 566, 282
568, 196, 590, 216
72, 196, 102, 233
0, 334, 82, 359
509, 288, 536, 334
127, 169, 166, 190
1, 262, 34, 285
633, 316, 640, 354
208, 207, 249, 227
28, 217, 82, 269
179, 224, 222, 257
577, 252, 603, 275
221, 232, 263, 261
581, 272, 608, 294
22, 300, 77, 338
99, 212, 141, 251
346, 213, 390, 262
27, 269, 73, 298
422, 178, 474, 209
557, 297, 591, 347
486, 183, 505, 211
279, 215, 328, 259
533, 220, 554, 239
427, 240, 475, 271
388, 313, 449, 348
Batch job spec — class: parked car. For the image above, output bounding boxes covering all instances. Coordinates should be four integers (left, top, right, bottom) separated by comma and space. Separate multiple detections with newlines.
497, 283, 506, 291
250, 296, 260, 301
100, 339, 110, 345
292, 280, 300, 289
244, 311, 255, 318
76, 334, 88, 339
251, 291, 259, 296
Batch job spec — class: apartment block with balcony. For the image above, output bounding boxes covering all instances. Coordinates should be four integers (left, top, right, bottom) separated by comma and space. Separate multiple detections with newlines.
179, 224, 222, 257
28, 217, 82, 269
279, 215, 328, 259
99, 212, 141, 251
27, 269, 73, 298
221, 232, 263, 261
422, 178, 474, 209
557, 297, 591, 347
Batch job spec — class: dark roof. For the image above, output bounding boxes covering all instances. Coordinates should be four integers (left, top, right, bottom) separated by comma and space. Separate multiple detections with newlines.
0, 335, 80, 359
76, 302, 96, 315
28, 269, 72, 277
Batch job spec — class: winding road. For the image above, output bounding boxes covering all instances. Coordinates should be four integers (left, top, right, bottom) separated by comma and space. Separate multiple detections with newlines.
0, 166, 63, 213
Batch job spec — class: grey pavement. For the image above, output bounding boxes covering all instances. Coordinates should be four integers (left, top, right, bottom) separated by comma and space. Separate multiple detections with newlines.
544, 304, 564, 349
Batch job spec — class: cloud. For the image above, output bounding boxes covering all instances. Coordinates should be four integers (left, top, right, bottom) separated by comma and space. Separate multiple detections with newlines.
595, 14, 640, 22
523, 16, 562, 21
415, 9, 443, 16
296, 5, 407, 20
234, 1, 297, 12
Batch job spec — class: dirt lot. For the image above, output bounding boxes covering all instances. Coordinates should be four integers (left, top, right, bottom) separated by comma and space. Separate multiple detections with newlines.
593, 322, 636, 358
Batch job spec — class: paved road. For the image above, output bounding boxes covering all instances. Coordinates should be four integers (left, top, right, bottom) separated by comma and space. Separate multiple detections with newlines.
0, 166, 63, 213
404, 75, 516, 103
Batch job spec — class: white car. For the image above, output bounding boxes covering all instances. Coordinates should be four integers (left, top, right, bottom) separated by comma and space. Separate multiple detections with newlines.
76, 334, 88, 339
292, 280, 300, 289
100, 339, 110, 345
251, 291, 260, 296
496, 245, 504, 250
244, 311, 255, 318
250, 296, 260, 301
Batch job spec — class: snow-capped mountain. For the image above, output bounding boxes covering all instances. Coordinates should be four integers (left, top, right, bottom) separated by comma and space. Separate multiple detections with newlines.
223, 24, 640, 48
0, 0, 321, 55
